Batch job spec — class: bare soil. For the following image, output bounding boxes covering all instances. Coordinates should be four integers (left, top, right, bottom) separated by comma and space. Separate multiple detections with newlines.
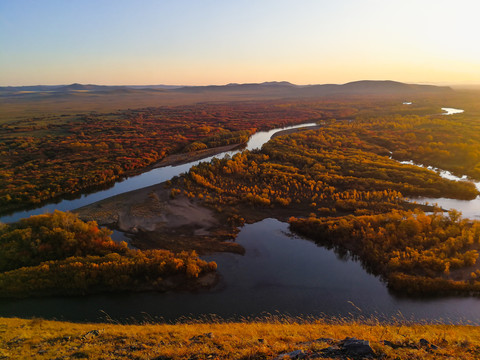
75, 183, 244, 255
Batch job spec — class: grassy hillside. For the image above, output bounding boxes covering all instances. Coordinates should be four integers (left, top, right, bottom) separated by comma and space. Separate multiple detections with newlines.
1, 317, 479, 359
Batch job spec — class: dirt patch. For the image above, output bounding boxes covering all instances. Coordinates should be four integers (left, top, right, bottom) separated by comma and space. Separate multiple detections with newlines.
75, 183, 244, 255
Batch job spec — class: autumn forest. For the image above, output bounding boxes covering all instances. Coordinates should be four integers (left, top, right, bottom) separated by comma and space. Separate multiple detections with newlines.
2, 85, 480, 301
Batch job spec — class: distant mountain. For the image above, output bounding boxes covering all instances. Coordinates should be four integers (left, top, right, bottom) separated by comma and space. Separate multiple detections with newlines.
57, 83, 112, 91
0, 84, 177, 93
0, 85, 65, 92
325, 80, 452, 94
173, 81, 298, 93
172, 80, 452, 95
0, 80, 453, 97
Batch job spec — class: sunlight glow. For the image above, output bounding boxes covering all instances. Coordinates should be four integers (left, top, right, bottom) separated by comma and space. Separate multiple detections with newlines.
1, 0, 479, 85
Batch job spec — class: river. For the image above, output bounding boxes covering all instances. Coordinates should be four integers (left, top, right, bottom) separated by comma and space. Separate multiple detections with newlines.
400, 160, 480, 220
3, 110, 480, 323
0, 122, 317, 224
442, 107, 464, 115
2, 218, 480, 323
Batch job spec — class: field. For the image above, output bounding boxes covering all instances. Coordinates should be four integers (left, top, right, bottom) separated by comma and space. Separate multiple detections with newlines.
1, 316, 480, 359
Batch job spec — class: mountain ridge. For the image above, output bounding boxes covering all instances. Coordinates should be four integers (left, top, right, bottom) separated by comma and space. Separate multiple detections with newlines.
0, 80, 453, 95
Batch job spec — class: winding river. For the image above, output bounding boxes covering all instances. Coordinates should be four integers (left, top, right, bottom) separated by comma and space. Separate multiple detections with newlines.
2, 109, 480, 323
400, 161, 480, 220
0, 122, 316, 224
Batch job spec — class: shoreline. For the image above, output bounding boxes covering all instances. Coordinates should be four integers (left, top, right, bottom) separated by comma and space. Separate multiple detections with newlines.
0, 142, 247, 221
270, 124, 322, 139
153, 143, 245, 168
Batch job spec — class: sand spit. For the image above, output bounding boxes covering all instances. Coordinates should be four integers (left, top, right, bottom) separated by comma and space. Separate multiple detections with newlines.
75, 183, 244, 255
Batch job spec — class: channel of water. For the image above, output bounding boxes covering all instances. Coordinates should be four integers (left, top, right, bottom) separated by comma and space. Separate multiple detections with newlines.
0, 122, 316, 224
2, 109, 480, 323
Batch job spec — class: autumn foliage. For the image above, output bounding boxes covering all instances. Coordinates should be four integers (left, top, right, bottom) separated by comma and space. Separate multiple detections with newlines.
175, 125, 477, 220
0, 211, 216, 297
290, 209, 480, 295
0, 101, 337, 213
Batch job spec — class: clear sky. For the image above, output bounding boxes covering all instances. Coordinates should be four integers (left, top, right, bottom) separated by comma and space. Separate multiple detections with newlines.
1, 0, 479, 86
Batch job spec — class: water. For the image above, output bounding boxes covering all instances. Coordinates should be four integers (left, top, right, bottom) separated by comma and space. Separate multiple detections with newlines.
2, 219, 480, 323
400, 160, 480, 220
110, 230, 136, 249
2, 108, 480, 323
442, 107, 464, 115
0, 122, 316, 224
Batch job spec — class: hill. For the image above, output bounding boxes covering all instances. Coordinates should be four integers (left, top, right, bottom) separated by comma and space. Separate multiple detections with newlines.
0, 317, 478, 359
0, 80, 452, 97
173, 80, 452, 96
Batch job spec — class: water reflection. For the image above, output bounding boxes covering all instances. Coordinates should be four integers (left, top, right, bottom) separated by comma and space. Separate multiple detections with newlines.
2, 219, 480, 323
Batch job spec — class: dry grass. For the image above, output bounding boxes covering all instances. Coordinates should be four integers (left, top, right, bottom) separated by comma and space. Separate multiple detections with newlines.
1, 316, 480, 359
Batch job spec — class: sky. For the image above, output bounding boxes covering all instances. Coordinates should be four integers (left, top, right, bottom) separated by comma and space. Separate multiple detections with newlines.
1, 0, 480, 86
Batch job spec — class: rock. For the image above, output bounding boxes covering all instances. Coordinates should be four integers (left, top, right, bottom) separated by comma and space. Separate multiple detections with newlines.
383, 340, 399, 349
322, 345, 340, 353
81, 329, 102, 340
275, 337, 375, 359
382, 339, 418, 350
419, 339, 439, 350
340, 337, 375, 356
419, 338, 430, 347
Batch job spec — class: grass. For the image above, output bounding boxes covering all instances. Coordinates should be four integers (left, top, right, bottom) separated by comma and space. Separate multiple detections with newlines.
1, 316, 480, 359
0, 89, 289, 123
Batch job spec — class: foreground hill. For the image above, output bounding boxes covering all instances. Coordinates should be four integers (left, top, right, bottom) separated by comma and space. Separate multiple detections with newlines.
1, 317, 479, 359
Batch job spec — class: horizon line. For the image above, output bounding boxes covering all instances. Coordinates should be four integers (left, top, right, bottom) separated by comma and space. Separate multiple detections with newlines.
2, 79, 477, 88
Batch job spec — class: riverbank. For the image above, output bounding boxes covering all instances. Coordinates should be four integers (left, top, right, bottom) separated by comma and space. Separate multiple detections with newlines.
75, 183, 244, 255
153, 143, 244, 168
1, 317, 479, 359
270, 124, 322, 139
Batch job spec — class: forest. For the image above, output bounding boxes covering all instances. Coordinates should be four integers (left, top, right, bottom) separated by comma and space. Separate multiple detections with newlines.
0, 100, 351, 213
0, 95, 446, 215
0, 211, 216, 298
290, 209, 480, 295
177, 122, 478, 217
3, 92, 480, 297
161, 109, 480, 295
